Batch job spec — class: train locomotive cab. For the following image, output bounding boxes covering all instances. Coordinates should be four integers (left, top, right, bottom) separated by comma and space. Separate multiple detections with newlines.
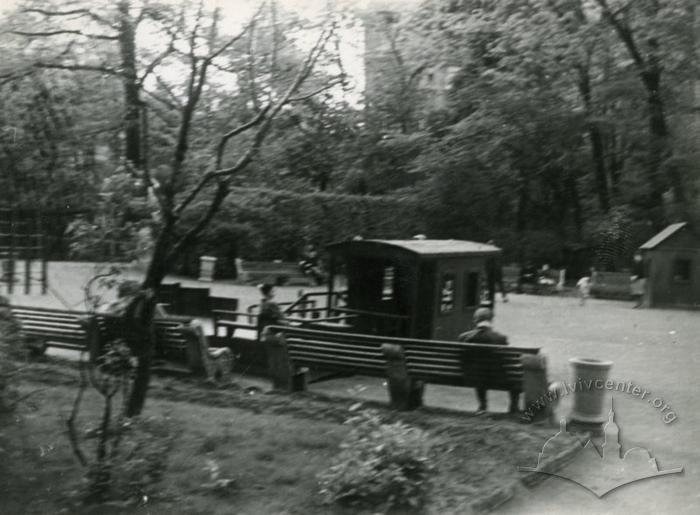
325, 239, 501, 341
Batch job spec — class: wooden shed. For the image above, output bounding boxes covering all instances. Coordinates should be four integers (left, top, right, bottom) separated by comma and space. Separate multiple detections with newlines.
639, 222, 700, 308
325, 239, 501, 340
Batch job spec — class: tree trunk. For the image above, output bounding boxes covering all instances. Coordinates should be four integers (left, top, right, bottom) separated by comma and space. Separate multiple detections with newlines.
607, 128, 622, 197
643, 67, 668, 211
567, 171, 583, 240
117, 0, 143, 172
123, 292, 158, 418
125, 350, 151, 417
516, 174, 529, 233
577, 65, 610, 212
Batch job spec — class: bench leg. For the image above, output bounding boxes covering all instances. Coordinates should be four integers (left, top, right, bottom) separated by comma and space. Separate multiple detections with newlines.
292, 367, 309, 392
27, 339, 48, 357
382, 344, 423, 410
522, 354, 551, 423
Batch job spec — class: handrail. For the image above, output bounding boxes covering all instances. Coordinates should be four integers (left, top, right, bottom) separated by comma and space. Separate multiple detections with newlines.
284, 289, 347, 318
293, 314, 357, 326
332, 306, 409, 321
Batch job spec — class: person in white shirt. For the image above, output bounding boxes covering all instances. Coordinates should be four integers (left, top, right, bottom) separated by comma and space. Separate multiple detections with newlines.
576, 274, 592, 306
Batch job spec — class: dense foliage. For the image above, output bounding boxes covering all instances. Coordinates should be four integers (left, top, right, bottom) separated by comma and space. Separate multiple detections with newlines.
173, 188, 424, 276
318, 409, 435, 510
1, 0, 698, 276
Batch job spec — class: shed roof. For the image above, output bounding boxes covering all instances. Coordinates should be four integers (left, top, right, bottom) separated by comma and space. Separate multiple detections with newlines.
327, 239, 501, 258
639, 222, 688, 250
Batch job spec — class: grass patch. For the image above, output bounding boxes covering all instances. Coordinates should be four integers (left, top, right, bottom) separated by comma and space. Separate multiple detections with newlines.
0, 354, 581, 514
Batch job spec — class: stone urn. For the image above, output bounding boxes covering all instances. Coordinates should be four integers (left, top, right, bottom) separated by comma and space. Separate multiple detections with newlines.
199, 256, 217, 282
568, 357, 613, 425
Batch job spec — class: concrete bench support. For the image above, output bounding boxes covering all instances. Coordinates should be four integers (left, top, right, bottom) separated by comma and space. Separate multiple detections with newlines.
180, 323, 233, 382
264, 331, 308, 392
381, 343, 424, 410
522, 353, 550, 422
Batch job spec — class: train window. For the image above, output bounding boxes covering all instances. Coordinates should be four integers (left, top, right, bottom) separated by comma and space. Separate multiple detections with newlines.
440, 274, 455, 313
382, 266, 395, 300
464, 271, 479, 308
673, 259, 691, 282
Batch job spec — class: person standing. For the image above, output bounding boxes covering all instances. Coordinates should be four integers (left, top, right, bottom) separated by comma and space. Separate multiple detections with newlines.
630, 253, 646, 308
576, 273, 592, 306
459, 307, 519, 414
257, 283, 287, 340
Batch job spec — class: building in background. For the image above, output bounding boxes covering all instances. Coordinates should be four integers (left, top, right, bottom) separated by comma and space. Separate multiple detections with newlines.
358, 0, 459, 132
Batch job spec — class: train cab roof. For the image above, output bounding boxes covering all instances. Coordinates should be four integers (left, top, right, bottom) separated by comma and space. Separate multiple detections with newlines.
326, 239, 501, 260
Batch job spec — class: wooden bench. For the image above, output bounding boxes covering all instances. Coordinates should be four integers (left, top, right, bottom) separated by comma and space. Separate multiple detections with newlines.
10, 305, 232, 380
237, 260, 316, 286
264, 325, 544, 411
590, 271, 631, 300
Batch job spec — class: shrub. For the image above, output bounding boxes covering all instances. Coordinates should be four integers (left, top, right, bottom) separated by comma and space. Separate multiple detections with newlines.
317, 410, 434, 511
106, 416, 177, 503
0, 302, 24, 413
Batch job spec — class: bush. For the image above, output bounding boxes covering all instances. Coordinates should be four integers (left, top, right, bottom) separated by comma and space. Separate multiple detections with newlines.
0, 302, 24, 413
317, 410, 434, 511
83, 415, 177, 505
107, 416, 176, 502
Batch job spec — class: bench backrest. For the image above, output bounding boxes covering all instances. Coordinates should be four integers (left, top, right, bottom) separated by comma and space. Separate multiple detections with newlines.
268, 325, 539, 390
402, 340, 536, 390
10, 306, 192, 361
10, 306, 89, 350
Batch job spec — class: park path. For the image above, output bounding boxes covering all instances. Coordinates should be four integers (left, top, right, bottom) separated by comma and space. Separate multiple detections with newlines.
313, 294, 700, 514
5, 262, 699, 513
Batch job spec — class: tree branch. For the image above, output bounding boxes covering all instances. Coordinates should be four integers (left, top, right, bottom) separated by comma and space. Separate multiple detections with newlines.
166, 4, 265, 211
288, 79, 344, 102
212, 24, 335, 179
171, 20, 335, 228
216, 104, 271, 168
137, 37, 177, 87
245, 17, 261, 111
203, 1, 266, 65
10, 29, 118, 41
142, 87, 179, 111
67, 359, 89, 467
152, 73, 183, 108
595, 0, 646, 69
165, 181, 229, 264
21, 7, 116, 28
171, 104, 270, 217
33, 62, 121, 76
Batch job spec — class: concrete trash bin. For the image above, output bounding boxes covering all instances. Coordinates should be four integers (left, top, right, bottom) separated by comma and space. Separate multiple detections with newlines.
199, 256, 217, 282
568, 357, 613, 425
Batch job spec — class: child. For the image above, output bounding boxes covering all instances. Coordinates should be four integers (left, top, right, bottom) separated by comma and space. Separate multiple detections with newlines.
576, 274, 591, 306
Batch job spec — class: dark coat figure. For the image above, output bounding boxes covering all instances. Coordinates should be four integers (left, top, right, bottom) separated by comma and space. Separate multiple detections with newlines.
459, 307, 519, 413
257, 283, 286, 339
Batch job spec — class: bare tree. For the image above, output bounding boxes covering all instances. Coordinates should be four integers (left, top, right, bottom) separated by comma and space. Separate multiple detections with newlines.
9, 0, 341, 415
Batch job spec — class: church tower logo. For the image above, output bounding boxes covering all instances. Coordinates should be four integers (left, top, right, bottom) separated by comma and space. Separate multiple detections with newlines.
518, 402, 684, 497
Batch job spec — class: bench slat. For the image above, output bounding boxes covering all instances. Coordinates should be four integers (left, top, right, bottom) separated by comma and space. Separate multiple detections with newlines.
289, 356, 386, 374
286, 338, 383, 355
